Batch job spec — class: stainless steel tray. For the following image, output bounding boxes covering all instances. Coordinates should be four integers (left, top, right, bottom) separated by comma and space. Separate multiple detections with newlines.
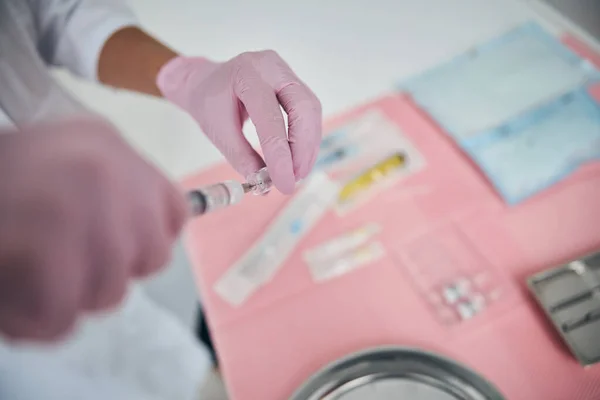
527, 250, 600, 366
290, 347, 504, 400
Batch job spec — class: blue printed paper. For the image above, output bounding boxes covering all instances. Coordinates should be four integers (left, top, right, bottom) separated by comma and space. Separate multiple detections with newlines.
463, 90, 600, 204
399, 22, 600, 140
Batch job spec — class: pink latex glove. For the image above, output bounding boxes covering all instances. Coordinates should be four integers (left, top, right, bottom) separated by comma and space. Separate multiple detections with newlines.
0, 118, 187, 341
156, 50, 322, 194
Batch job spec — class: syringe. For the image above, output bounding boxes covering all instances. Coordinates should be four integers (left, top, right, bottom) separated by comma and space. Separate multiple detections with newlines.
187, 167, 272, 217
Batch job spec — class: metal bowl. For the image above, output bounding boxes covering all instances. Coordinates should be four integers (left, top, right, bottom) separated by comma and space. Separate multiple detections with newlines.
290, 346, 505, 400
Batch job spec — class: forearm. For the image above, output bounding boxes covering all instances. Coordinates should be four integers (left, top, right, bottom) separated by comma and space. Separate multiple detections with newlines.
98, 27, 179, 97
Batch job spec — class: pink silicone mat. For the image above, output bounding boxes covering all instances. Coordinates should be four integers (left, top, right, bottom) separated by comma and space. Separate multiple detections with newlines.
182, 51, 600, 400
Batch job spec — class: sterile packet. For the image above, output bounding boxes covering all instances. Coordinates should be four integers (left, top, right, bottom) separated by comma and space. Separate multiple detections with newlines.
315, 110, 402, 174
399, 22, 600, 139
334, 149, 425, 215
303, 223, 381, 266
463, 89, 600, 204
214, 172, 338, 307
307, 241, 385, 283
316, 110, 426, 215
394, 223, 515, 327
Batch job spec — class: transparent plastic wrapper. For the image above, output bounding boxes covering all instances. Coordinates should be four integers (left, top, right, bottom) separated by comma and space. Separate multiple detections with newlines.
315, 110, 400, 174
316, 110, 425, 179
214, 172, 338, 306
307, 241, 385, 283
400, 22, 600, 139
335, 149, 425, 215
316, 110, 426, 215
462, 90, 600, 204
400, 21, 600, 205
394, 224, 514, 326
303, 224, 383, 282
303, 223, 381, 265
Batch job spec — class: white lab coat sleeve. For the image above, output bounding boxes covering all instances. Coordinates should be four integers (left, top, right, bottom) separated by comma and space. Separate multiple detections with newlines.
28, 0, 138, 81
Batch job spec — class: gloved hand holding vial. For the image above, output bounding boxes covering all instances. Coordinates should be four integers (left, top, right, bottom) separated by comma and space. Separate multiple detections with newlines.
0, 1, 322, 345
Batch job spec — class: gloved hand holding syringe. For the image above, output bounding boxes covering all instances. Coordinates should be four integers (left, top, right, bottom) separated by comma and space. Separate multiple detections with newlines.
187, 167, 273, 216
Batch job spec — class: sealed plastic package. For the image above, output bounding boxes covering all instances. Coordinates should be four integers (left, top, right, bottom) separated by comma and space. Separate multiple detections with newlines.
214, 172, 338, 306
463, 90, 600, 204
317, 110, 426, 214
303, 224, 384, 282
400, 22, 600, 139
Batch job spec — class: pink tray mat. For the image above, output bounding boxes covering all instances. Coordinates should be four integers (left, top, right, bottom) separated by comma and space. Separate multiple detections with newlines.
182, 45, 600, 400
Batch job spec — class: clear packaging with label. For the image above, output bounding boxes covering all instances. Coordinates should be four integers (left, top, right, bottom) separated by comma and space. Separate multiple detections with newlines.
307, 241, 385, 283
303, 224, 383, 283
395, 224, 514, 327
303, 223, 381, 265
214, 172, 338, 306
316, 110, 426, 214
316, 111, 392, 173
463, 90, 600, 204
400, 22, 600, 139
316, 110, 425, 178
335, 150, 425, 215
